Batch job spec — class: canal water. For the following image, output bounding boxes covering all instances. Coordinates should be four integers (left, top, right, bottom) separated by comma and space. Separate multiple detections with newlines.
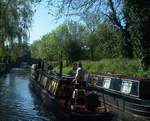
0, 68, 56, 121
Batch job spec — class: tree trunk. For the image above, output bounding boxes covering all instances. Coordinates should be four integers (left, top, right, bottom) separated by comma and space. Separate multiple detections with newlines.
59, 50, 63, 77
121, 29, 133, 58
90, 48, 94, 60
108, 0, 133, 58
139, 13, 150, 70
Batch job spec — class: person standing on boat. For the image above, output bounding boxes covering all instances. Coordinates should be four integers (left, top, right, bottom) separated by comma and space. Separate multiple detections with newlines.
71, 63, 86, 110
31, 64, 38, 80
72, 63, 86, 87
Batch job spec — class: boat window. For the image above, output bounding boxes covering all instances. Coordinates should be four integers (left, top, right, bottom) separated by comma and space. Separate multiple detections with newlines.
103, 77, 111, 89
121, 80, 132, 94
48, 80, 55, 94
110, 78, 122, 91
40, 75, 45, 85
96, 77, 104, 87
45, 79, 50, 90
50, 80, 55, 92
52, 81, 56, 94
48, 80, 53, 93
42, 77, 48, 88
53, 82, 59, 95
51, 80, 58, 95
130, 81, 139, 96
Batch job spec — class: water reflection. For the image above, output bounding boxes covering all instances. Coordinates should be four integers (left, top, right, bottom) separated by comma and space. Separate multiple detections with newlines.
0, 68, 56, 121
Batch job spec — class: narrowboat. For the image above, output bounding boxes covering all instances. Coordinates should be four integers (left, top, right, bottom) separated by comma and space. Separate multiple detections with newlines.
87, 73, 150, 121
30, 70, 113, 121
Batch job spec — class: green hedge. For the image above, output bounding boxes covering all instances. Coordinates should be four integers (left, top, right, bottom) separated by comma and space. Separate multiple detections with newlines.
54, 58, 150, 78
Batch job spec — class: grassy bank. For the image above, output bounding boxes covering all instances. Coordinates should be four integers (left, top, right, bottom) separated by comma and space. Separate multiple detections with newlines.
53, 58, 150, 78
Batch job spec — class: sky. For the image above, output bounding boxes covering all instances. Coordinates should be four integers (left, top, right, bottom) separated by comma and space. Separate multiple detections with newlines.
29, 2, 64, 44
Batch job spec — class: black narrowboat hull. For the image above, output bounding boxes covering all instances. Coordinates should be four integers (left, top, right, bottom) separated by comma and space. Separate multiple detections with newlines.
29, 78, 113, 121
88, 85, 150, 121
30, 79, 70, 120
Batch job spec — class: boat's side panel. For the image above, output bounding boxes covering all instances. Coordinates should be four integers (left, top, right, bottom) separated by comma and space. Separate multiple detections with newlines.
88, 85, 150, 121
30, 78, 71, 121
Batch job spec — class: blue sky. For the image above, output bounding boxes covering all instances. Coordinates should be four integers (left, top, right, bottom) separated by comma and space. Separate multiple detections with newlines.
29, 2, 64, 44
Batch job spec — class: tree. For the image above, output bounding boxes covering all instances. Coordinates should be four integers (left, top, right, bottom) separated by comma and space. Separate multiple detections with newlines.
30, 33, 58, 61
30, 21, 87, 63
0, 0, 35, 62
61, 21, 87, 63
125, 0, 150, 69
39, 0, 150, 69
81, 12, 101, 60
85, 32, 98, 60
93, 23, 122, 59
43, 0, 134, 58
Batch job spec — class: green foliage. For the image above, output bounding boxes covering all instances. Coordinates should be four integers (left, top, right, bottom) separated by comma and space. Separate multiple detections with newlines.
31, 20, 133, 65
63, 39, 83, 62
124, 0, 150, 69
81, 23, 123, 60
62, 66, 72, 74
62, 21, 87, 63
30, 33, 58, 61
0, 44, 6, 62
0, 0, 35, 62
10, 46, 18, 63
9, 42, 31, 63
58, 59, 149, 78
31, 21, 87, 63
1, 0, 34, 43
94, 23, 122, 58
30, 0, 150, 77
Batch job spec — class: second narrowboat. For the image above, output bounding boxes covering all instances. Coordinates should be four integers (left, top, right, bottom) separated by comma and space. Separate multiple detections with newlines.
87, 73, 150, 121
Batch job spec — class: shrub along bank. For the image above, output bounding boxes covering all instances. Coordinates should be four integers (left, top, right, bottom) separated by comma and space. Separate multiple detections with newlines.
53, 58, 150, 78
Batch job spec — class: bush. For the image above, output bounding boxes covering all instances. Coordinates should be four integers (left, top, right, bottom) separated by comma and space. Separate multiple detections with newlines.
54, 58, 150, 78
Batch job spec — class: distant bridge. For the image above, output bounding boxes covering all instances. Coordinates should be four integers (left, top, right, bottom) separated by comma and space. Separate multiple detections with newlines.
12, 57, 42, 68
